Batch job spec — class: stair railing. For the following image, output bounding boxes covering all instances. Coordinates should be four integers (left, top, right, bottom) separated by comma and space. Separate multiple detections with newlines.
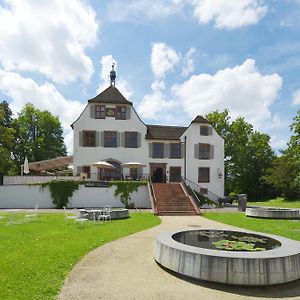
181, 176, 221, 206
180, 179, 201, 214
148, 175, 158, 214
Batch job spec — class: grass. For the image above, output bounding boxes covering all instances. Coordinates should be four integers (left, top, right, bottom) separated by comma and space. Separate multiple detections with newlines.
0, 212, 160, 300
249, 197, 300, 208
204, 212, 300, 241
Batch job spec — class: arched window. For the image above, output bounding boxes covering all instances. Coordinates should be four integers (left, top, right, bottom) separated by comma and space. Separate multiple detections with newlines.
104, 160, 122, 180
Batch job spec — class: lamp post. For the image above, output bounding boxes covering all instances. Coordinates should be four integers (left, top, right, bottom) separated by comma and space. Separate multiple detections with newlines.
180, 136, 187, 180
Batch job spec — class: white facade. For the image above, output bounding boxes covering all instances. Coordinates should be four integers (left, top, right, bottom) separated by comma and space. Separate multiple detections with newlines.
72, 86, 224, 198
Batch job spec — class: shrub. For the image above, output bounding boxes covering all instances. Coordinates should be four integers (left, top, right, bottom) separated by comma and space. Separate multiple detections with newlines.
40, 180, 81, 208
109, 181, 147, 208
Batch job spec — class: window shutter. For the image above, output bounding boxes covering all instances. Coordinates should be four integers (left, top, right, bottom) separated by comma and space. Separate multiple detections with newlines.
181, 143, 185, 159
208, 127, 213, 135
121, 132, 125, 147
137, 132, 142, 147
149, 143, 153, 158
164, 143, 170, 158
137, 166, 143, 177
79, 131, 83, 146
210, 144, 214, 159
126, 107, 131, 119
194, 144, 199, 159
117, 132, 121, 147
76, 166, 82, 176
95, 131, 99, 146
100, 132, 104, 146
90, 105, 95, 118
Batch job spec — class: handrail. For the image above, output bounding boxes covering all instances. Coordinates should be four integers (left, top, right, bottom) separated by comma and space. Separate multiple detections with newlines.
180, 180, 201, 214
148, 176, 157, 214
182, 176, 220, 205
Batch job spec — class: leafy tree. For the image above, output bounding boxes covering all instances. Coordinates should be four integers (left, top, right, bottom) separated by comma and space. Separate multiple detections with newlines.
265, 110, 300, 199
206, 110, 275, 200
0, 100, 13, 127
12, 103, 67, 172
0, 105, 15, 174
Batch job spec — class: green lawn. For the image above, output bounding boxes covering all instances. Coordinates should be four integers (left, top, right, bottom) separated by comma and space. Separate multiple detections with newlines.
204, 212, 300, 241
249, 197, 300, 208
0, 212, 160, 300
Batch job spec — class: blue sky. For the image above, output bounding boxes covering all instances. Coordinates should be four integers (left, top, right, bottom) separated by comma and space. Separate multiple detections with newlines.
0, 0, 299, 153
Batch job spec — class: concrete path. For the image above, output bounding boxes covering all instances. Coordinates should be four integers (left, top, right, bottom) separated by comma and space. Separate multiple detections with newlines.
58, 216, 300, 300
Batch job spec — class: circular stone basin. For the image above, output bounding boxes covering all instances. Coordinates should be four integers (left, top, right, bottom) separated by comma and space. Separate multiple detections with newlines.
154, 229, 300, 285
246, 207, 300, 219
81, 208, 129, 220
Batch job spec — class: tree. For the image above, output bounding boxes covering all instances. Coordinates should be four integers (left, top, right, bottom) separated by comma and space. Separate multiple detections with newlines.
265, 110, 300, 199
12, 103, 67, 172
0, 100, 13, 127
205, 110, 275, 200
0, 105, 15, 174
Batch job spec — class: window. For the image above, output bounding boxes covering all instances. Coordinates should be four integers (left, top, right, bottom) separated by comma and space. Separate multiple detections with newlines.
95, 105, 105, 119
152, 143, 164, 158
83, 131, 96, 147
104, 131, 117, 147
200, 125, 209, 136
198, 168, 210, 183
170, 143, 181, 159
199, 143, 210, 159
125, 132, 138, 148
115, 106, 126, 120
82, 166, 91, 178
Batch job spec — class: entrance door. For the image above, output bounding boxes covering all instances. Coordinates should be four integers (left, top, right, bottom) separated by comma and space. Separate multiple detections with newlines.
152, 167, 163, 183
169, 167, 181, 182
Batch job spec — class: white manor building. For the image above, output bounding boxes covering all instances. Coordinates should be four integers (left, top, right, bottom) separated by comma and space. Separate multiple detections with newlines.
71, 68, 224, 199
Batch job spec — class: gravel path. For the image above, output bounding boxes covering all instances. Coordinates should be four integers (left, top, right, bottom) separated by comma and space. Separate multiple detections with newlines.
58, 215, 300, 300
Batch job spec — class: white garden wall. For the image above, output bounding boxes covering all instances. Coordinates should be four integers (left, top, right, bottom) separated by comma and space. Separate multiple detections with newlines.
0, 185, 150, 209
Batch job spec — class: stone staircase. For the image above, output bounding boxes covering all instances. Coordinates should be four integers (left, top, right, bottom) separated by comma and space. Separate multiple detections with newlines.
152, 183, 198, 215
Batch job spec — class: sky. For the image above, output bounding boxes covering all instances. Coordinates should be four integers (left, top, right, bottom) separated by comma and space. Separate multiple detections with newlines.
0, 0, 299, 154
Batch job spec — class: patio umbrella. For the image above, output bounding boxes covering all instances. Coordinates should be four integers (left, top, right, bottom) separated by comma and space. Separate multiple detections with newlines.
23, 157, 30, 175
92, 161, 115, 169
121, 162, 146, 168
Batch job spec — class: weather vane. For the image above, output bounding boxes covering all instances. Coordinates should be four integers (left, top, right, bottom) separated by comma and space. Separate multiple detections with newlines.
110, 63, 116, 86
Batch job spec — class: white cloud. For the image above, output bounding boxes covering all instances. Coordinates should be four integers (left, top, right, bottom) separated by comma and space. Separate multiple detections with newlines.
189, 0, 267, 29
0, 0, 98, 84
292, 89, 300, 105
107, 0, 183, 22
0, 69, 85, 153
270, 134, 288, 150
172, 59, 282, 129
137, 90, 176, 120
151, 43, 181, 79
106, 0, 267, 29
137, 43, 181, 120
96, 55, 133, 99
181, 48, 195, 77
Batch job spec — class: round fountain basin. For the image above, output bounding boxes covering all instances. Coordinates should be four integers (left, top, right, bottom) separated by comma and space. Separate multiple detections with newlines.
246, 207, 300, 219
154, 229, 300, 285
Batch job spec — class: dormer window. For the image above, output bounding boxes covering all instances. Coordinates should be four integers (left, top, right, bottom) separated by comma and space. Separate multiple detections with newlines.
95, 105, 106, 119
115, 106, 126, 120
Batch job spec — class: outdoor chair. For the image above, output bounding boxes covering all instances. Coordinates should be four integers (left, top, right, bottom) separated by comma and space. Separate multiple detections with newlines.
63, 207, 77, 222
74, 210, 89, 226
103, 206, 112, 221
25, 204, 38, 220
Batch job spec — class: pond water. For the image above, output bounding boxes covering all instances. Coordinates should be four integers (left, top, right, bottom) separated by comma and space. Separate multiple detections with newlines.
172, 230, 281, 251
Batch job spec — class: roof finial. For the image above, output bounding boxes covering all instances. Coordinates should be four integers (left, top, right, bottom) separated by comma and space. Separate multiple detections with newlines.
110, 63, 116, 87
